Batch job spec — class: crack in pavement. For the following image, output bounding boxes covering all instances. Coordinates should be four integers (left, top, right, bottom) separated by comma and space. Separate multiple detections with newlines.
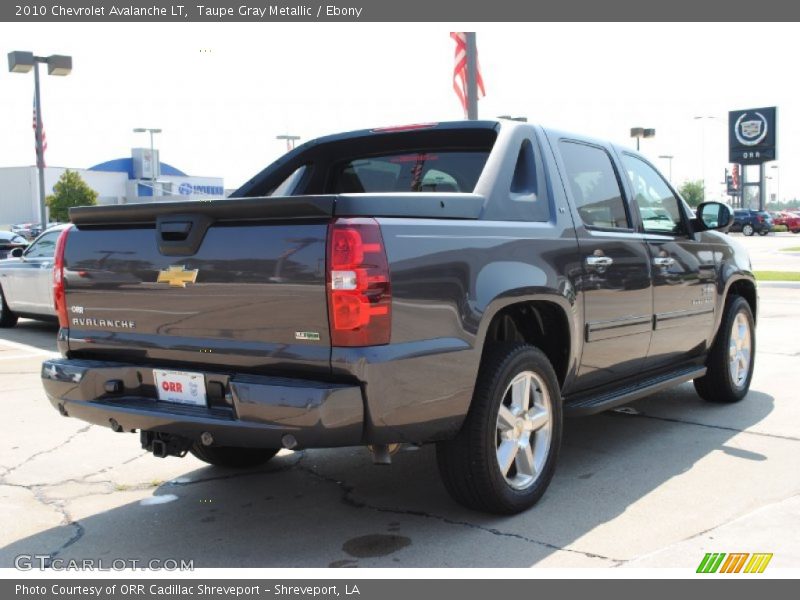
616, 490, 800, 567
295, 457, 625, 565
1, 425, 93, 479
1, 480, 86, 562
624, 412, 800, 442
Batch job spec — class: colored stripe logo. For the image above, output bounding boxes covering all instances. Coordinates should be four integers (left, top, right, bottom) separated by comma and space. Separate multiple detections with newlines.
697, 553, 773, 573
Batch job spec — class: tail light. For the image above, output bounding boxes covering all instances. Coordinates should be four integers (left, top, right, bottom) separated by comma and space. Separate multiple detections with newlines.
756, 215, 764, 223
327, 218, 391, 346
53, 225, 73, 328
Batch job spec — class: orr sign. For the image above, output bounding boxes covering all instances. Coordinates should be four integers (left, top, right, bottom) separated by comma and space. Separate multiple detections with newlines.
729, 107, 777, 164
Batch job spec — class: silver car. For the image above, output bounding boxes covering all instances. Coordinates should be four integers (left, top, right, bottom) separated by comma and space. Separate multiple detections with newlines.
0, 225, 68, 327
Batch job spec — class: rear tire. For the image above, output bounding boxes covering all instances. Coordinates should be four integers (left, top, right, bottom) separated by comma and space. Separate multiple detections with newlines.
758, 229, 769, 236
189, 444, 279, 468
436, 344, 562, 514
694, 296, 755, 403
0, 286, 18, 328
742, 224, 755, 236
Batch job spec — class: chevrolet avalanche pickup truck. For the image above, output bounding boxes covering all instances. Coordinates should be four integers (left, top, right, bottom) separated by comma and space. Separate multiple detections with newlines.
37, 120, 757, 514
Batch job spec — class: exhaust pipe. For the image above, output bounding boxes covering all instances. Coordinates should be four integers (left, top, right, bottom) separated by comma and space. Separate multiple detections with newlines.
368, 443, 401, 465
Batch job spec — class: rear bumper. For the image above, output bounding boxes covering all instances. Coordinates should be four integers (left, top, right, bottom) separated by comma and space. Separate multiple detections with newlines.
41, 358, 363, 449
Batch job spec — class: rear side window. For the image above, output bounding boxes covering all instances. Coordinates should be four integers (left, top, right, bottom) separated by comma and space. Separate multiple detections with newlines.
331, 151, 489, 193
559, 141, 630, 230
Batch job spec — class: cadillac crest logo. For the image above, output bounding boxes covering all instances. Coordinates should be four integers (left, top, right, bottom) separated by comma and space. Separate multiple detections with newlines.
734, 112, 768, 147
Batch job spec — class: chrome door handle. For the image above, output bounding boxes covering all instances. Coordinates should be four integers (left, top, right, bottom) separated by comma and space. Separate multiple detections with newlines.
586, 256, 614, 267
653, 257, 675, 267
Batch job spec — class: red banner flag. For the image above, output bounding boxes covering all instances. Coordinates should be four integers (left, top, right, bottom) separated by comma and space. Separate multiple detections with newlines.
451, 32, 486, 117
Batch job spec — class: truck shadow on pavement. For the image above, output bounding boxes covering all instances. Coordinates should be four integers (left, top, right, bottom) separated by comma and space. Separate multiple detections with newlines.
0, 385, 777, 568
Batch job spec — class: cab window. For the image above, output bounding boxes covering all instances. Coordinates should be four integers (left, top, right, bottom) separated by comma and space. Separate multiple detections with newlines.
621, 154, 685, 235
559, 141, 630, 230
331, 151, 489, 193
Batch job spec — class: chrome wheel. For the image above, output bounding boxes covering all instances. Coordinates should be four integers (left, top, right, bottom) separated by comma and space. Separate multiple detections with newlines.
728, 311, 752, 389
495, 370, 552, 490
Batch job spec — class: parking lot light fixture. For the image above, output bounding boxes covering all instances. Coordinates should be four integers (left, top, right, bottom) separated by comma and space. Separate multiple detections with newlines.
8, 51, 73, 227
133, 128, 162, 197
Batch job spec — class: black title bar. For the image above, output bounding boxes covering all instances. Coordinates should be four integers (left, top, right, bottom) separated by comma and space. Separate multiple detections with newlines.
2, 0, 800, 21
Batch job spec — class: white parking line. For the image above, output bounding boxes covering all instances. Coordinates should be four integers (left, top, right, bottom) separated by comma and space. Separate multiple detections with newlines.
0, 353, 44, 361
0, 338, 58, 357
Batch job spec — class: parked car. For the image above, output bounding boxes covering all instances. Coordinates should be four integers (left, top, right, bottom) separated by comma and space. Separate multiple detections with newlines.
0, 225, 68, 326
39, 121, 756, 515
0, 231, 29, 259
730, 209, 773, 236
772, 210, 800, 233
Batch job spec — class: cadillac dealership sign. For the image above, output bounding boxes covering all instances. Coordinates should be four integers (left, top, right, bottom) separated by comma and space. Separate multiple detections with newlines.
729, 107, 777, 164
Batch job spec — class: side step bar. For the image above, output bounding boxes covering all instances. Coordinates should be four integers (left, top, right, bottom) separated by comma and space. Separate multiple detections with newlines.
564, 366, 707, 417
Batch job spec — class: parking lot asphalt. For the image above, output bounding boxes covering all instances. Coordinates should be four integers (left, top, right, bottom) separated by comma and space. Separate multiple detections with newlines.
732, 230, 800, 271
1, 268, 798, 569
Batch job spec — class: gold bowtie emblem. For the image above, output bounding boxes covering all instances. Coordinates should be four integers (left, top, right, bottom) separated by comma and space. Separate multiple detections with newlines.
157, 265, 199, 287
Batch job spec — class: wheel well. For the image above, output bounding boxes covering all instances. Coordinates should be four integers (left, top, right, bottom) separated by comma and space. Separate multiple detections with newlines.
728, 279, 757, 323
481, 301, 570, 386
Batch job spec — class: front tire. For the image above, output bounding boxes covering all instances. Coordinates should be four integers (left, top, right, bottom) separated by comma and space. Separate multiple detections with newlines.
190, 444, 279, 468
694, 296, 755, 403
0, 286, 18, 328
742, 224, 755, 236
436, 344, 562, 514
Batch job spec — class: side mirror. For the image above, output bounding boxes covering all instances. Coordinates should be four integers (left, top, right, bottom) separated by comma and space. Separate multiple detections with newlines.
10, 247, 24, 258
696, 201, 733, 231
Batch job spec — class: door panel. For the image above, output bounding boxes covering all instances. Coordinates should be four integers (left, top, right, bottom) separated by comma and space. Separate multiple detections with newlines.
618, 153, 716, 370
575, 233, 653, 390
5, 230, 59, 314
552, 139, 653, 393
645, 237, 716, 367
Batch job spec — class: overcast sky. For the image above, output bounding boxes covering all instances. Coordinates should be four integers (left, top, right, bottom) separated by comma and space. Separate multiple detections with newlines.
0, 22, 796, 199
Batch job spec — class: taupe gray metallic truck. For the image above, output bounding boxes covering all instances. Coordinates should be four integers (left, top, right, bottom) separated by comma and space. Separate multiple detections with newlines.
36, 120, 757, 514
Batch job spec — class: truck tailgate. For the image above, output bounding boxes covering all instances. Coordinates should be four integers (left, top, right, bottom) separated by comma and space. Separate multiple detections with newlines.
63, 197, 334, 375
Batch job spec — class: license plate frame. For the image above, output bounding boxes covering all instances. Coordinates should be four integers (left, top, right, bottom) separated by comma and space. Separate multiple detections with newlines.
153, 369, 207, 407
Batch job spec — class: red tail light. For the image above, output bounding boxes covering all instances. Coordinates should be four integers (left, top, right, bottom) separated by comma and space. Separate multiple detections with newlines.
53, 226, 73, 328
327, 218, 391, 346
756, 215, 764, 223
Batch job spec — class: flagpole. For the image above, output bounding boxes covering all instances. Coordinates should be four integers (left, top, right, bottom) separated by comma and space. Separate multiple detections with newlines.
465, 32, 478, 120
33, 60, 47, 226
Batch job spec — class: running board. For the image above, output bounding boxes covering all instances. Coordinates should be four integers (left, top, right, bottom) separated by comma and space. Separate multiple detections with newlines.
564, 366, 707, 417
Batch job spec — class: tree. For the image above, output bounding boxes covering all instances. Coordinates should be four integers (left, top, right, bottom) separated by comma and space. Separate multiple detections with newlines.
678, 180, 704, 207
46, 170, 98, 222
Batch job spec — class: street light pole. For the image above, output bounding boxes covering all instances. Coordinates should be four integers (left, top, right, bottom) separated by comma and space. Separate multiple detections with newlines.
8, 51, 72, 227
133, 128, 162, 197
771, 165, 780, 204
630, 127, 655, 152
276, 134, 301, 152
659, 155, 674, 181
32, 60, 46, 226
694, 116, 716, 201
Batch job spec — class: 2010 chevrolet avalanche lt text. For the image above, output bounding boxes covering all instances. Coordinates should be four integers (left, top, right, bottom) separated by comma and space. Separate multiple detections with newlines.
34, 120, 757, 514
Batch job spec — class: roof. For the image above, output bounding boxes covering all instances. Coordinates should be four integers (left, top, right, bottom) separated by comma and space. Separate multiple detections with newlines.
88, 158, 187, 178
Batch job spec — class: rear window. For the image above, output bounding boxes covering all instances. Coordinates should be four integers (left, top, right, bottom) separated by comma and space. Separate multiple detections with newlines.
331, 151, 489, 193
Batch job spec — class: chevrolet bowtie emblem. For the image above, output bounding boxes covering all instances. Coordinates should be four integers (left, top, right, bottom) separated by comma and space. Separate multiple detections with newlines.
157, 265, 199, 287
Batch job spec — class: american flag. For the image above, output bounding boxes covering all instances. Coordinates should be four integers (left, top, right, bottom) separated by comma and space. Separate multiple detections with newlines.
32, 96, 47, 168
451, 32, 485, 117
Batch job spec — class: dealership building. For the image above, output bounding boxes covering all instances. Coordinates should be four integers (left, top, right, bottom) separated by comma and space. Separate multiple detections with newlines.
0, 148, 225, 226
